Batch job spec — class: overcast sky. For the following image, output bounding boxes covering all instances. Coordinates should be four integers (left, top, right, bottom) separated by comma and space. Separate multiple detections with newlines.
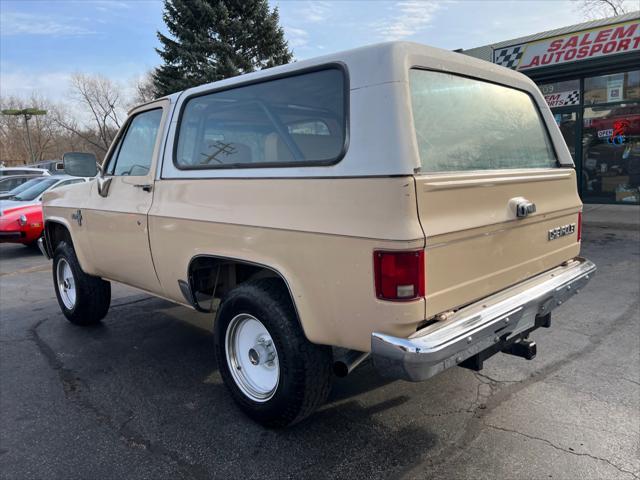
1, 0, 636, 103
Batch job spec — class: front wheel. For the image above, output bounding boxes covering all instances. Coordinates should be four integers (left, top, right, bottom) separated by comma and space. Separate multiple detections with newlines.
214, 279, 332, 427
53, 241, 111, 325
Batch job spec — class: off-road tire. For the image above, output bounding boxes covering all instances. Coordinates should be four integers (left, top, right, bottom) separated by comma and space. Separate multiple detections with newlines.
214, 278, 332, 427
53, 241, 111, 325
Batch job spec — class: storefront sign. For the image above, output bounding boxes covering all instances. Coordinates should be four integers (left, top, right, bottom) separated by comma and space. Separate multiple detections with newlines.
543, 89, 580, 107
494, 20, 640, 71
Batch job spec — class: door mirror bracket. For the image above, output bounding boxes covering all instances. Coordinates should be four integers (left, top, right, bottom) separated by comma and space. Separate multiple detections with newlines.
97, 176, 112, 197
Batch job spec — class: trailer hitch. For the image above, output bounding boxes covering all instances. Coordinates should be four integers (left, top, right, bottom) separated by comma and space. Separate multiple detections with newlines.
502, 338, 537, 360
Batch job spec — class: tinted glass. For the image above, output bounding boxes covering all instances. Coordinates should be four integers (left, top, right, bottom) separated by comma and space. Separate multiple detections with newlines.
13, 177, 59, 201
5, 177, 46, 196
410, 69, 557, 172
110, 109, 162, 176
0, 177, 25, 191
175, 68, 345, 168
0, 169, 35, 177
584, 70, 640, 105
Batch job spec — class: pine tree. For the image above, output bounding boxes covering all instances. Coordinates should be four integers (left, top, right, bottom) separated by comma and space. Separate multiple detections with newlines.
153, 0, 293, 97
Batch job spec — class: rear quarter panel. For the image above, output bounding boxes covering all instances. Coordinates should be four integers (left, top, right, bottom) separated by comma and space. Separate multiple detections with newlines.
149, 177, 426, 352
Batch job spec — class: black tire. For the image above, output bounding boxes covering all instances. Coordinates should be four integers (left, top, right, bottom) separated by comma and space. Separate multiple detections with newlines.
214, 278, 332, 427
52, 241, 111, 325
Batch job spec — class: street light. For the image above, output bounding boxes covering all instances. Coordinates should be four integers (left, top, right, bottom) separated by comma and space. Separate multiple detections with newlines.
1, 108, 47, 164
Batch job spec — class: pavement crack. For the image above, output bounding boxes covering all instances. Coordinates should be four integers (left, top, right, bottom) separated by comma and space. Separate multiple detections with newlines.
620, 377, 640, 387
27, 315, 211, 480
400, 299, 640, 478
473, 371, 520, 385
484, 423, 639, 479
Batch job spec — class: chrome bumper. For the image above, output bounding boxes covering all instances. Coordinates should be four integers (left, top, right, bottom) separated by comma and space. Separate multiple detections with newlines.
372, 257, 596, 381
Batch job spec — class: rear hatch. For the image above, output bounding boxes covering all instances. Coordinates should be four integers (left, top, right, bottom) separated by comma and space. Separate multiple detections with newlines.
409, 69, 582, 318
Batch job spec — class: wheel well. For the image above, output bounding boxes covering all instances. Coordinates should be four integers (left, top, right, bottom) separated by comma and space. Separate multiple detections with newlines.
45, 221, 73, 252
188, 256, 290, 311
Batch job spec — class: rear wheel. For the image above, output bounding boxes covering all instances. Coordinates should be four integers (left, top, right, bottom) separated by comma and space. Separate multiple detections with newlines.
214, 279, 332, 427
53, 241, 111, 325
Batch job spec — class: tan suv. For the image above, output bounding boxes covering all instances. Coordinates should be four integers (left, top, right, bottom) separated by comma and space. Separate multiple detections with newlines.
40, 42, 595, 427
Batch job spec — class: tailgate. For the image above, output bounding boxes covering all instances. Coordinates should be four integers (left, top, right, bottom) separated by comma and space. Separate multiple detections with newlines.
415, 168, 582, 317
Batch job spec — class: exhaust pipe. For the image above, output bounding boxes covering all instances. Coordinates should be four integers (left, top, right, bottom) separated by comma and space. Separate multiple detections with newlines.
333, 350, 370, 377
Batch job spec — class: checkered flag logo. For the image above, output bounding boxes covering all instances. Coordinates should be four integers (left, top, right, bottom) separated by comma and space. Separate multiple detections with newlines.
564, 90, 580, 106
494, 45, 524, 69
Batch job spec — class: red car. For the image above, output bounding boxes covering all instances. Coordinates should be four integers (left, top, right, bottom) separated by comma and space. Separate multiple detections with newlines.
0, 203, 44, 247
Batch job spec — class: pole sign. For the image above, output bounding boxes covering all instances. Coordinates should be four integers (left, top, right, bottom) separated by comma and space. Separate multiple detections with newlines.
494, 19, 640, 71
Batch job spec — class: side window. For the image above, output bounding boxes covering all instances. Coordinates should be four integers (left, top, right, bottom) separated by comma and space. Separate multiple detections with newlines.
50, 179, 84, 190
5, 178, 22, 189
109, 109, 163, 176
175, 68, 346, 169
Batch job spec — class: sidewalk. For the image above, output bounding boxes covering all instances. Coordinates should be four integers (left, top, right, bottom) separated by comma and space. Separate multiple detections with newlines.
582, 204, 640, 230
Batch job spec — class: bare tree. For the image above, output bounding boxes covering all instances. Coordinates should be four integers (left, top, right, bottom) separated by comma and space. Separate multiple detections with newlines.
574, 0, 629, 19
56, 73, 125, 154
131, 70, 158, 106
0, 94, 65, 164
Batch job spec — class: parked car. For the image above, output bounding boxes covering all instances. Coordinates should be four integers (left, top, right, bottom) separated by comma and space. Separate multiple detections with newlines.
40, 42, 595, 427
0, 175, 89, 214
0, 203, 43, 247
0, 167, 51, 177
0, 174, 43, 194
29, 159, 66, 175
0, 177, 48, 200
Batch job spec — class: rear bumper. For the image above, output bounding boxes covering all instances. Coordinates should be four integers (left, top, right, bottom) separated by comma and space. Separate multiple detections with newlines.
371, 257, 596, 381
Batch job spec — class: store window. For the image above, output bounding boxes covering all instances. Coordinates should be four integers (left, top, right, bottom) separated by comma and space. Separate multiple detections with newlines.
582, 101, 640, 204
584, 71, 640, 105
540, 79, 580, 108
554, 112, 578, 160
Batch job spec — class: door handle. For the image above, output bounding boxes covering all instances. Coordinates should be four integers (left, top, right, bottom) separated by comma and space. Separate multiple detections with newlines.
509, 197, 536, 218
134, 183, 153, 192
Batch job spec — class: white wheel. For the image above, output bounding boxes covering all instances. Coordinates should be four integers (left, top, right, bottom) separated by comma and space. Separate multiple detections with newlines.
56, 258, 76, 310
225, 313, 279, 402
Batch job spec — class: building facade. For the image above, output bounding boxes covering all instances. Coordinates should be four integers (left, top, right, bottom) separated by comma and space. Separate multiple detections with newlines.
463, 12, 640, 205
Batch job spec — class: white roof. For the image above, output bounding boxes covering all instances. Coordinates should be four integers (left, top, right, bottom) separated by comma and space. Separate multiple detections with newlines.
154, 41, 571, 178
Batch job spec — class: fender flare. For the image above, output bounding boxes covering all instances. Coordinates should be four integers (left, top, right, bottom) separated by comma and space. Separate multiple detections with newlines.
184, 254, 306, 334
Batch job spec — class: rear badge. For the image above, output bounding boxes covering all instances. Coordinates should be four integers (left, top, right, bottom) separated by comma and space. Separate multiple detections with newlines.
548, 223, 576, 241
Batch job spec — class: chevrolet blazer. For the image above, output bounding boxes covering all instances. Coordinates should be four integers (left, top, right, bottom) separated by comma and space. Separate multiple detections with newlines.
40, 42, 596, 427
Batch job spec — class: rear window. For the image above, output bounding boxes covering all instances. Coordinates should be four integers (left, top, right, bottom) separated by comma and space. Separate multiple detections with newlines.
175, 68, 346, 169
409, 69, 557, 172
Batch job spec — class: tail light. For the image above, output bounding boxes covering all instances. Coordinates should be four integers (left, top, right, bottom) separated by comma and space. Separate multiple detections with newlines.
577, 211, 582, 242
374, 250, 425, 301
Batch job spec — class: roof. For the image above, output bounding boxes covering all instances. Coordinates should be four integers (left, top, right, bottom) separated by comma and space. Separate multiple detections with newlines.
462, 11, 640, 61
154, 41, 573, 179
180, 41, 539, 97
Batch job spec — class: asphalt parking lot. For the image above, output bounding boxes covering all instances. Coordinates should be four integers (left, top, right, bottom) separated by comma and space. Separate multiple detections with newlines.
1, 225, 638, 480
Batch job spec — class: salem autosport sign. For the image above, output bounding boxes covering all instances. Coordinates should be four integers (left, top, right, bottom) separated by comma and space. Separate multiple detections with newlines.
494, 19, 639, 71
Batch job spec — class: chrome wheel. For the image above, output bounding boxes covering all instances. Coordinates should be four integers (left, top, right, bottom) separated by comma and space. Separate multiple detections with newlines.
225, 313, 279, 402
56, 258, 76, 310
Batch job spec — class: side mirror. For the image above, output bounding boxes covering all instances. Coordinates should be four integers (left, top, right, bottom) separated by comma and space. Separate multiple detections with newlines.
62, 152, 98, 177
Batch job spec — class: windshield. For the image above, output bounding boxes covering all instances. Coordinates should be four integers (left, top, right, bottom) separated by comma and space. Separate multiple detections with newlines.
13, 177, 59, 201
409, 69, 557, 172
5, 177, 46, 197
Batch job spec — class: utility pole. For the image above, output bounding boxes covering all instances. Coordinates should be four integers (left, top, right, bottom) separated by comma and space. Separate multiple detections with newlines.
1, 108, 47, 164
